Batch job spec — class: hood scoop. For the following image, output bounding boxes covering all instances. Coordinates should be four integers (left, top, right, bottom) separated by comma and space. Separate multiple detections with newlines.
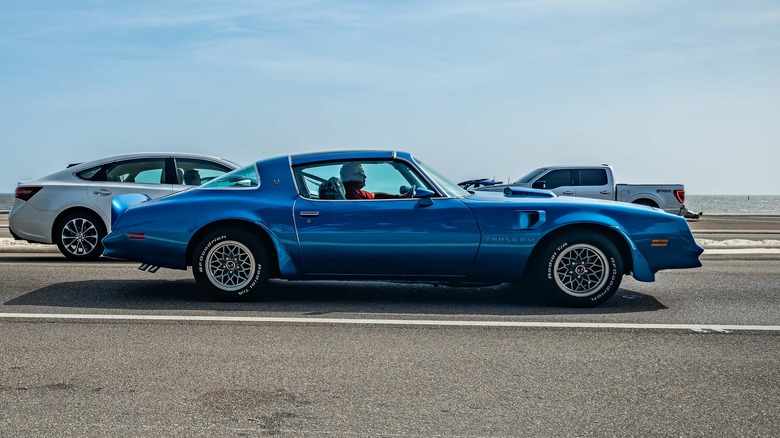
503, 186, 556, 198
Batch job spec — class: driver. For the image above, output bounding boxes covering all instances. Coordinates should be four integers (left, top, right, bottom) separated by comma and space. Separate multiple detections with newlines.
340, 162, 414, 200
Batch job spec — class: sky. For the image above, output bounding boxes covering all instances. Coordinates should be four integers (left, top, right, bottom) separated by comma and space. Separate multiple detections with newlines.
1, 0, 779, 195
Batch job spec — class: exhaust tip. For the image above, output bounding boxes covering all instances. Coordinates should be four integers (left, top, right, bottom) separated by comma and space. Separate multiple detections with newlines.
138, 263, 149, 271
147, 266, 160, 273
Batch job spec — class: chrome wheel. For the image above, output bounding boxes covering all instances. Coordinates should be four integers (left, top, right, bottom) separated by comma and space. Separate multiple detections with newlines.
61, 217, 100, 256
204, 240, 256, 291
553, 243, 609, 297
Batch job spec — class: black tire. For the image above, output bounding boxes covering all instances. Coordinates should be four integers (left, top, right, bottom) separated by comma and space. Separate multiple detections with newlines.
191, 228, 270, 301
632, 199, 659, 208
54, 211, 107, 261
535, 232, 623, 307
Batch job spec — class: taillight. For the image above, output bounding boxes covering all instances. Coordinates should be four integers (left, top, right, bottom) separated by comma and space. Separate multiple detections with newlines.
15, 186, 42, 202
673, 189, 685, 204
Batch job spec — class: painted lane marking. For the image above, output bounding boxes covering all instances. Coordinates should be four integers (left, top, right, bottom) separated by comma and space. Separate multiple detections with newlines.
1, 313, 779, 332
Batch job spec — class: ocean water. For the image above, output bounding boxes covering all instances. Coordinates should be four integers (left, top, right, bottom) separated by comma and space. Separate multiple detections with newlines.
1, 192, 778, 215
685, 195, 780, 215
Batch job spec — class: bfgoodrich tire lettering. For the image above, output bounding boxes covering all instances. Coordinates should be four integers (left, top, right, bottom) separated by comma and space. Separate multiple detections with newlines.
54, 211, 107, 261
192, 228, 270, 301
537, 232, 623, 307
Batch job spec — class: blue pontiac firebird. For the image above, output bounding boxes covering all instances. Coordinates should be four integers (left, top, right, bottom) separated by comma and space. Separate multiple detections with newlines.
103, 150, 703, 307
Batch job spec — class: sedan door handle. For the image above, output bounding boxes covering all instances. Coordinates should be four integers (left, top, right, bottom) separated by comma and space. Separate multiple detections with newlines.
92, 189, 112, 196
299, 211, 319, 218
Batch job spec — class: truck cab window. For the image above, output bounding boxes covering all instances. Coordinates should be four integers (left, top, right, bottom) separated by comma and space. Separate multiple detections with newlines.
540, 169, 573, 189
579, 169, 608, 186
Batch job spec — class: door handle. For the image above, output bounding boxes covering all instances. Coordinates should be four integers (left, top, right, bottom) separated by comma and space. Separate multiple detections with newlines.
299, 211, 319, 218
562, 191, 574, 195
92, 189, 112, 196
600, 190, 612, 195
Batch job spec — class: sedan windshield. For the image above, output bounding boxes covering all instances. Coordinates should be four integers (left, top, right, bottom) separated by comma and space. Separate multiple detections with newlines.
414, 159, 470, 198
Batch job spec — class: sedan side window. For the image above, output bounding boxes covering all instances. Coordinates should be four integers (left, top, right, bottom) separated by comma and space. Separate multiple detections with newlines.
105, 159, 166, 184
174, 158, 234, 185
75, 165, 104, 181
201, 164, 259, 189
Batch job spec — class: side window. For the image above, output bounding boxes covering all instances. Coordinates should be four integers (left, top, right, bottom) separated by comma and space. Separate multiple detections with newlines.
105, 159, 166, 184
296, 163, 343, 199
200, 164, 259, 189
579, 169, 608, 186
540, 169, 573, 189
75, 165, 105, 181
174, 158, 234, 186
294, 160, 432, 200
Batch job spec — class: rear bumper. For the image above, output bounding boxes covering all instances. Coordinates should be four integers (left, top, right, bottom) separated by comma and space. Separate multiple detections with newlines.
8, 202, 57, 244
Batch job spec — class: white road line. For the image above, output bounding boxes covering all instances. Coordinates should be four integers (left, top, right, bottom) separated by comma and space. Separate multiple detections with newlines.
1, 313, 779, 332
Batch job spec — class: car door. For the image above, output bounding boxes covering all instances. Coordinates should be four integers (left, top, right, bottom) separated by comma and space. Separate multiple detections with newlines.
293, 196, 481, 276
87, 158, 174, 225
575, 168, 612, 200
291, 159, 481, 276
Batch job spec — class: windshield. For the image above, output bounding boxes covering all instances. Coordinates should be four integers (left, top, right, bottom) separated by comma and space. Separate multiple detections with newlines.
514, 167, 547, 184
414, 159, 470, 198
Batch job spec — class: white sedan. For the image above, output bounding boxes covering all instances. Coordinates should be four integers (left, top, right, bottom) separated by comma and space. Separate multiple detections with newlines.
9, 152, 239, 260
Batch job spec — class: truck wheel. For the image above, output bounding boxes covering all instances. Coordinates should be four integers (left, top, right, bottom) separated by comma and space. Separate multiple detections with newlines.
54, 211, 106, 261
535, 232, 623, 307
632, 199, 659, 208
192, 228, 270, 301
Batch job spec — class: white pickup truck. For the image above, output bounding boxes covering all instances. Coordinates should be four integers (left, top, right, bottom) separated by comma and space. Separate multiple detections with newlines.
465, 164, 701, 218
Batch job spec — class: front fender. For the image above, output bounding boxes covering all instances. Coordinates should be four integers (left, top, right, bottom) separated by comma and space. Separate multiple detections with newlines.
610, 226, 655, 282
546, 211, 656, 282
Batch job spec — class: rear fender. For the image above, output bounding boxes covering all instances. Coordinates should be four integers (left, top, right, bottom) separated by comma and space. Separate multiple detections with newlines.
111, 194, 151, 228
186, 219, 301, 278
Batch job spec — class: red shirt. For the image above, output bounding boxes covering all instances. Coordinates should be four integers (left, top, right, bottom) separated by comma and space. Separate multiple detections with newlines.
345, 187, 374, 199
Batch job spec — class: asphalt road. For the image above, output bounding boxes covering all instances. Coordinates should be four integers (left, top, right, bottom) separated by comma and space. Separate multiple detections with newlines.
1, 253, 779, 437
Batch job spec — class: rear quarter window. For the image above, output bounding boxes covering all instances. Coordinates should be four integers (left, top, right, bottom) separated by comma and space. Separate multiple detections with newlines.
75, 165, 104, 181
200, 164, 259, 189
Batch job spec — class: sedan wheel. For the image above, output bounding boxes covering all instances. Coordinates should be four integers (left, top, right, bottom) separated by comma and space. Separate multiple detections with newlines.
192, 228, 270, 301
55, 212, 106, 261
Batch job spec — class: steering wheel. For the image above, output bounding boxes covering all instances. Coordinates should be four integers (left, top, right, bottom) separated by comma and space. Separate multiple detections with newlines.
405, 184, 417, 198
